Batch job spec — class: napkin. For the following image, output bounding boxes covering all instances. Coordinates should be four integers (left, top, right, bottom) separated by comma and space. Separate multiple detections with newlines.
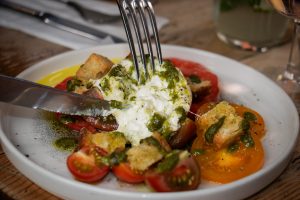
0, 0, 169, 49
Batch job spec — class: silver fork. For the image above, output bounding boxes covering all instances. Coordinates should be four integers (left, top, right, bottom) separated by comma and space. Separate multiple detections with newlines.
117, 0, 162, 81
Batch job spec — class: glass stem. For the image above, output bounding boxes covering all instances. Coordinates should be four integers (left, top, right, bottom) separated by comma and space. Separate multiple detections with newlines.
284, 19, 300, 81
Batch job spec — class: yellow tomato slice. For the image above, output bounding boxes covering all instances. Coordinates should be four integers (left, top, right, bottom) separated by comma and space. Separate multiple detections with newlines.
191, 103, 265, 183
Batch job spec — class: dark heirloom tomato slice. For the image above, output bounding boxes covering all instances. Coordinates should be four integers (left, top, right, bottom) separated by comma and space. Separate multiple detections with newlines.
112, 163, 145, 183
168, 58, 219, 114
67, 147, 109, 183
56, 113, 96, 133
169, 118, 197, 149
145, 157, 200, 192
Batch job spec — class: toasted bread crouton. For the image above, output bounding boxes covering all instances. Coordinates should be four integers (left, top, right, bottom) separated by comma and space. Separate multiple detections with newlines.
187, 78, 211, 101
76, 53, 113, 81
91, 132, 127, 154
188, 79, 211, 94
196, 101, 243, 149
126, 143, 163, 172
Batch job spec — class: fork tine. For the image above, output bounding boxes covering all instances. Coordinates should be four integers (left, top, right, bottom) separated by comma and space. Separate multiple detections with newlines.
144, 0, 162, 64
127, 0, 149, 78
117, 0, 140, 80
117, 0, 162, 81
137, 0, 155, 72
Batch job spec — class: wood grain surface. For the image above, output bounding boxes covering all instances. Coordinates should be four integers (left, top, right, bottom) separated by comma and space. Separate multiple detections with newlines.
0, 0, 299, 200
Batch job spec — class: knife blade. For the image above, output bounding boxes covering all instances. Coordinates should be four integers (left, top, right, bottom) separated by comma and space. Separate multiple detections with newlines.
0, 0, 126, 43
0, 74, 110, 116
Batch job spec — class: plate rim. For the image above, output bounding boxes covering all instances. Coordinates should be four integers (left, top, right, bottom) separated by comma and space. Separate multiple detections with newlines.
1, 43, 299, 200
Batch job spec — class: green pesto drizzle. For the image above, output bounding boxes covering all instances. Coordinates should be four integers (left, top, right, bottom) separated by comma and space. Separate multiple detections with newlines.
53, 137, 77, 151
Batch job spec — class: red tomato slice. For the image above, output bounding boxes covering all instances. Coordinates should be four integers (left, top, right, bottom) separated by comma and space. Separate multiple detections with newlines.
112, 163, 145, 183
168, 58, 219, 114
67, 147, 109, 183
145, 157, 200, 192
55, 77, 73, 91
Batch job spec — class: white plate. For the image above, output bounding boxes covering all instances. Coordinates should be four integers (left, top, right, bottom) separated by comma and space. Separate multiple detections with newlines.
0, 44, 299, 200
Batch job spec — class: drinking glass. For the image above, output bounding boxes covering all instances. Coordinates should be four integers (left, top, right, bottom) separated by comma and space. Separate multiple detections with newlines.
214, 0, 289, 52
267, 0, 300, 83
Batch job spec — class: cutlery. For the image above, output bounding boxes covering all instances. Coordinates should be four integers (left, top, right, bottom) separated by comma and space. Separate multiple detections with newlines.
0, 74, 110, 116
117, 0, 162, 81
0, 0, 125, 43
51, 0, 120, 24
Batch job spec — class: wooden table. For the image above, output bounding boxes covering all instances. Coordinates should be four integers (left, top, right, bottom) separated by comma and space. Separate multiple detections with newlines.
0, 0, 299, 199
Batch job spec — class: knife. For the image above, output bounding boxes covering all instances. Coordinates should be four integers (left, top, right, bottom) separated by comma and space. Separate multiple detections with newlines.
0, 0, 126, 43
0, 74, 110, 116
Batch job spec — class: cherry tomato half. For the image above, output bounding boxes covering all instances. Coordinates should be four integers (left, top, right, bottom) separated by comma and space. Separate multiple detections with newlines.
168, 58, 219, 114
112, 163, 145, 183
67, 147, 109, 183
145, 157, 200, 192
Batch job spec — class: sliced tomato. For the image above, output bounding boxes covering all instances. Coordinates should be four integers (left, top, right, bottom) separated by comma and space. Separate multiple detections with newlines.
84, 115, 118, 132
145, 157, 200, 192
67, 147, 109, 182
55, 77, 73, 91
112, 163, 145, 183
192, 103, 266, 183
56, 113, 96, 133
168, 58, 219, 114
192, 135, 264, 183
66, 120, 96, 133
169, 118, 197, 149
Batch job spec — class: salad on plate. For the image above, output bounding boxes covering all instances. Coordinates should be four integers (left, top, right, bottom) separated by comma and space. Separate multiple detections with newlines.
41, 53, 266, 192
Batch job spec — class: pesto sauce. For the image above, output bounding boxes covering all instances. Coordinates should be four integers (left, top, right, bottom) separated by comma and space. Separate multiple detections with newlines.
240, 111, 256, 148
227, 143, 239, 153
175, 106, 187, 123
189, 74, 201, 83
100, 77, 110, 94
191, 149, 205, 156
158, 61, 180, 89
53, 137, 77, 151
108, 64, 126, 77
156, 152, 179, 173
66, 78, 82, 92
147, 113, 166, 132
205, 116, 226, 143
110, 100, 123, 109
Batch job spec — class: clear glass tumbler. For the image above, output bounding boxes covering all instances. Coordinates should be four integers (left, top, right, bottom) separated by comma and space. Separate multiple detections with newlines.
214, 0, 290, 52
